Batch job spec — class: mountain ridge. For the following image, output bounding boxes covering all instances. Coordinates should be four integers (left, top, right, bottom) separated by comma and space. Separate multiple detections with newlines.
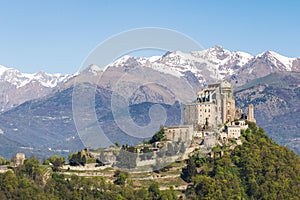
1, 46, 300, 158
2, 46, 298, 90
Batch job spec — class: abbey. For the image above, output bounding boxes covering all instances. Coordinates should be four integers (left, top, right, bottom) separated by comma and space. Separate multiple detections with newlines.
89, 81, 256, 169
184, 81, 236, 130
164, 81, 255, 144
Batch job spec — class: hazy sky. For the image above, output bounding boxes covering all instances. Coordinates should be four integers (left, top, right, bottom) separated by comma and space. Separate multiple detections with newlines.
0, 0, 299, 73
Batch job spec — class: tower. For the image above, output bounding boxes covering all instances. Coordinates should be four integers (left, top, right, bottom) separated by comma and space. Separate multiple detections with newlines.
248, 104, 256, 123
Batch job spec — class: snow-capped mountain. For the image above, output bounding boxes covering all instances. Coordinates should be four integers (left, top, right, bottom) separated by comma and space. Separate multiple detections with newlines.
230, 50, 299, 85
95, 46, 299, 87
0, 65, 72, 112
191, 46, 253, 78
1, 46, 299, 112
255, 51, 296, 71
192, 45, 253, 66
0, 65, 71, 88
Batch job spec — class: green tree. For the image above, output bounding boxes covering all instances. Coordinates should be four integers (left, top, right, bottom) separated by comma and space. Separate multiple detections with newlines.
0, 171, 18, 198
114, 170, 129, 186
181, 156, 197, 182
135, 186, 149, 200
69, 151, 86, 166
150, 126, 165, 144
0, 156, 9, 165
148, 182, 161, 200
44, 155, 65, 171
20, 156, 43, 186
161, 187, 177, 200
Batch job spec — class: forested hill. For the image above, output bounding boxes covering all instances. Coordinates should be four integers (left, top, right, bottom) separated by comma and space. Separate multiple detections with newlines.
0, 122, 300, 199
183, 122, 300, 199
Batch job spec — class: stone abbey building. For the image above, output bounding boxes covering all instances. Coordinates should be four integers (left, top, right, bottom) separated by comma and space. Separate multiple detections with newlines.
164, 81, 255, 144
184, 81, 236, 130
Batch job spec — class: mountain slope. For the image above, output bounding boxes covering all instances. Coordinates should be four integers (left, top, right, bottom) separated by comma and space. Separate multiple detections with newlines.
0, 82, 181, 159
235, 72, 300, 154
1, 46, 299, 112
0, 65, 72, 112
1, 46, 300, 158
229, 51, 298, 86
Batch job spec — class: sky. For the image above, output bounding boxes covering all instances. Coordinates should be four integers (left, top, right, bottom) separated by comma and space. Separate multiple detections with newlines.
0, 0, 299, 74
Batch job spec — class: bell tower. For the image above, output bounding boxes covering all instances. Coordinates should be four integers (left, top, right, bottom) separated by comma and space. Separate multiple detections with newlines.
248, 104, 256, 123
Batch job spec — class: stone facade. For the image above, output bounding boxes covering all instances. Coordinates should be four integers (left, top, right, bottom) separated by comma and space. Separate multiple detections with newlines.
226, 125, 241, 139
184, 81, 235, 129
164, 125, 193, 142
11, 153, 25, 166
203, 133, 216, 147
248, 104, 256, 123
98, 149, 117, 165
184, 102, 217, 130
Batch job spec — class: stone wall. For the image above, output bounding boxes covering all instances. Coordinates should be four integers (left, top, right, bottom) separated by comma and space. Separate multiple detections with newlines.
164, 126, 193, 142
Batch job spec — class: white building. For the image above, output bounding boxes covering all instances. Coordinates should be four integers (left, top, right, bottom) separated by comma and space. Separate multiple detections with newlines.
226, 125, 241, 139
230, 120, 248, 130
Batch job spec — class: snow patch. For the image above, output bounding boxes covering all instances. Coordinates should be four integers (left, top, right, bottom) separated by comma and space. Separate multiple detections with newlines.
0, 65, 11, 76
108, 55, 131, 67
268, 51, 295, 71
148, 56, 161, 62
256, 51, 296, 71
88, 64, 103, 75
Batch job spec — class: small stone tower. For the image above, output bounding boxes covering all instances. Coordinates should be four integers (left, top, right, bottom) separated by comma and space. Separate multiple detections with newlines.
12, 153, 26, 166
248, 104, 256, 123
